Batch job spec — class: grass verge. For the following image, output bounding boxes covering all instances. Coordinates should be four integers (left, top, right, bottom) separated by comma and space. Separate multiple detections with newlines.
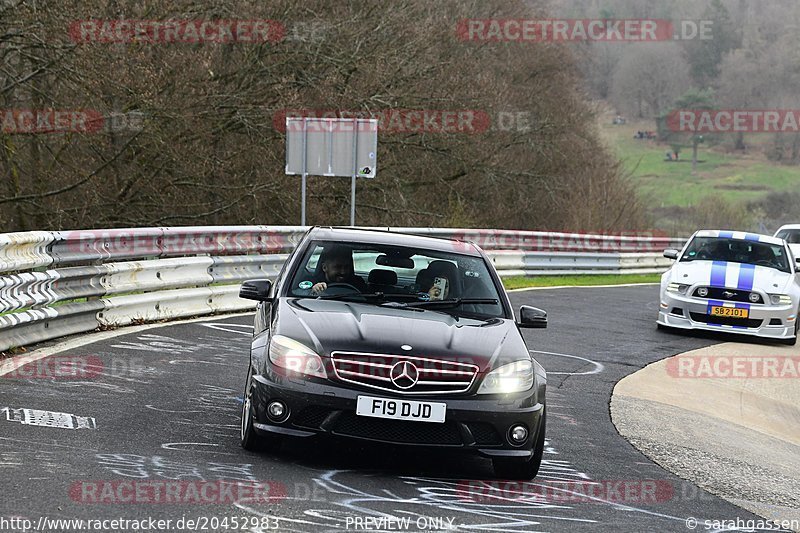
502, 274, 661, 290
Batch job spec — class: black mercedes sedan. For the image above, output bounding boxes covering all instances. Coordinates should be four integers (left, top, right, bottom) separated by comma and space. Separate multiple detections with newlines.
238, 227, 547, 479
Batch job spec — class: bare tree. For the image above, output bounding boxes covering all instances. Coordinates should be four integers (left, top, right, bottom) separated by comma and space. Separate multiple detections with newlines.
611, 43, 691, 118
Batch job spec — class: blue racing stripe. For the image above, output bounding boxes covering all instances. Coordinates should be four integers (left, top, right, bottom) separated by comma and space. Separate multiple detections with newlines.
710, 261, 727, 287
737, 263, 756, 291
719, 231, 734, 239
743, 233, 761, 242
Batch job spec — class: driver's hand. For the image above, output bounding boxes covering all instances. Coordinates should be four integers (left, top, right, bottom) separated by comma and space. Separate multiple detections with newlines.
311, 282, 327, 294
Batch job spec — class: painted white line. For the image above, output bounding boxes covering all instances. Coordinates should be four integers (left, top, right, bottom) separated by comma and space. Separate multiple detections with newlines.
0, 312, 253, 378
200, 323, 254, 336
145, 405, 202, 414
2, 407, 96, 429
529, 350, 605, 376
509, 282, 659, 292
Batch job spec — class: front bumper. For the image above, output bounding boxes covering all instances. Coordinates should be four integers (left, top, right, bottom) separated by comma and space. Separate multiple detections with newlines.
249, 369, 545, 459
657, 290, 796, 340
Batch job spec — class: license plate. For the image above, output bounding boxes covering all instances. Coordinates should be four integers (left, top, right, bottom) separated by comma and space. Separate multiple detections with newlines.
356, 396, 446, 423
710, 306, 749, 318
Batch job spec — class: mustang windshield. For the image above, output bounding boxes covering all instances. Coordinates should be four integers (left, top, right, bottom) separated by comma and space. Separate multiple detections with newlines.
287, 240, 505, 318
680, 237, 791, 273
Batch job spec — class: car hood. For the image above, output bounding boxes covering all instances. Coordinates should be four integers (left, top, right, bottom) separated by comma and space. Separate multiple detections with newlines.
273, 298, 528, 373
668, 260, 793, 293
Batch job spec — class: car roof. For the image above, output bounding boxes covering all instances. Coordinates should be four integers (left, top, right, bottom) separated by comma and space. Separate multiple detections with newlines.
305, 226, 482, 256
694, 229, 784, 247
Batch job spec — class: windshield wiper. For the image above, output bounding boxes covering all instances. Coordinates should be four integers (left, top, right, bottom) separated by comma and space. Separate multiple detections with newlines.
405, 298, 499, 309
317, 292, 420, 302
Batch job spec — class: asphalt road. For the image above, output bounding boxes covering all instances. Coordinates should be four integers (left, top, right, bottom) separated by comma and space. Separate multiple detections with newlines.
0, 285, 781, 532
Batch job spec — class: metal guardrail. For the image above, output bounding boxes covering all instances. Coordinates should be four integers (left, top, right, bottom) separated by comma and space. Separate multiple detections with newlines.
0, 226, 683, 352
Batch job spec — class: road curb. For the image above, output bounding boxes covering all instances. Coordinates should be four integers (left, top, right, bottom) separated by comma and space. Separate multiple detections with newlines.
610, 341, 800, 530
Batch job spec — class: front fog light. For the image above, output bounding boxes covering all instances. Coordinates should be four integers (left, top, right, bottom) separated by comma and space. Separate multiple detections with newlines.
697, 287, 708, 297
267, 400, 288, 421
509, 425, 528, 444
748, 292, 760, 303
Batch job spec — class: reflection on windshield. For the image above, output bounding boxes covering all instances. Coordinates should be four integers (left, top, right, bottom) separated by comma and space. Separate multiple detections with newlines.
286, 240, 505, 319
680, 237, 790, 273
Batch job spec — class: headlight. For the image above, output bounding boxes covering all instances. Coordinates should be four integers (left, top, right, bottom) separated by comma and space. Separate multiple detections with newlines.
667, 282, 690, 295
477, 360, 534, 394
769, 294, 792, 305
268, 335, 326, 379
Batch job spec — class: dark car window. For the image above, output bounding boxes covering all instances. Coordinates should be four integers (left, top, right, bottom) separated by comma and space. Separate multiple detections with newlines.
680, 236, 791, 273
776, 229, 800, 244
286, 240, 505, 318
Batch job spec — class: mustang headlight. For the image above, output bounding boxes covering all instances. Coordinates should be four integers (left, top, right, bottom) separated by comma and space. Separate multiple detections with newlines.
666, 282, 690, 295
769, 294, 792, 306
268, 335, 326, 379
477, 360, 534, 394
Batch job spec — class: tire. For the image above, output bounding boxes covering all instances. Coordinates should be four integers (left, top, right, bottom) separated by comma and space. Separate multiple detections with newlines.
493, 409, 546, 480
240, 366, 282, 452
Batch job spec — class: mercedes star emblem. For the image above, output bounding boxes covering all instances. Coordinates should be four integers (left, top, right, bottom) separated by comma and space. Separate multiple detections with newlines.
390, 361, 419, 389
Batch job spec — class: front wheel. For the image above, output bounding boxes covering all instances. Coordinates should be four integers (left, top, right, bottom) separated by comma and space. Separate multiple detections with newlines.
493, 410, 546, 480
240, 366, 282, 452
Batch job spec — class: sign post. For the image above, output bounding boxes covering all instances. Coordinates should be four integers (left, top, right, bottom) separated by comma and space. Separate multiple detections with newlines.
285, 117, 378, 226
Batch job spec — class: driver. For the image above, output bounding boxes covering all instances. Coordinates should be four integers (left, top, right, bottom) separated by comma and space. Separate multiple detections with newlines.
697, 239, 727, 261
311, 248, 368, 295
752, 245, 774, 266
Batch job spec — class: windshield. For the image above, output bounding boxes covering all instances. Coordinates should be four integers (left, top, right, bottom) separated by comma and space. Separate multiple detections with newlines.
775, 229, 800, 244
286, 240, 505, 319
680, 236, 791, 273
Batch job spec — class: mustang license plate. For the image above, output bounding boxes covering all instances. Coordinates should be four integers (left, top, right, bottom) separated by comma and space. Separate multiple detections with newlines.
710, 306, 749, 318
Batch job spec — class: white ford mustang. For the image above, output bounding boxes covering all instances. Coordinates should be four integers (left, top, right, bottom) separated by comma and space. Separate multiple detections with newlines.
657, 230, 800, 345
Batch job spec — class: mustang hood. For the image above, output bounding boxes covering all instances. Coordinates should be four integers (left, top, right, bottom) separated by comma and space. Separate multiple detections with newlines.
274, 298, 526, 373
668, 261, 793, 293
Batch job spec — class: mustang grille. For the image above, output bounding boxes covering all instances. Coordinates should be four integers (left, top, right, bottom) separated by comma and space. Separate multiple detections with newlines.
692, 287, 763, 304
330, 351, 479, 395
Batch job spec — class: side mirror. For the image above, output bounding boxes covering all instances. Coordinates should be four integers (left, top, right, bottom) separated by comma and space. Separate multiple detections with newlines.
239, 279, 273, 302
519, 305, 547, 328
795, 257, 800, 264
663, 249, 679, 260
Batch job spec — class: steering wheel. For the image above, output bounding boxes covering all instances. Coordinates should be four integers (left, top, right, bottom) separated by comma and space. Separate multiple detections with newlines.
319, 282, 362, 296
696, 250, 711, 260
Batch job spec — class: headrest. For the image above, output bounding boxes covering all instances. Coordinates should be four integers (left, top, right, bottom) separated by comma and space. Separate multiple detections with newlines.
368, 269, 397, 285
